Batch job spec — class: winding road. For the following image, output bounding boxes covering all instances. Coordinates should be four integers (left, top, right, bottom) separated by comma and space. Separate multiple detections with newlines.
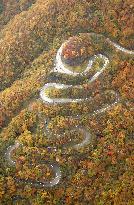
5, 33, 134, 188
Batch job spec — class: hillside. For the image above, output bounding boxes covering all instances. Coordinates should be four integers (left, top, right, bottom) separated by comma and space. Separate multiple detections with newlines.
0, 0, 134, 204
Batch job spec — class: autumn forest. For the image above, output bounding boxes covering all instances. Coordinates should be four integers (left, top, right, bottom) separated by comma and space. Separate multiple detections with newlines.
0, 0, 134, 204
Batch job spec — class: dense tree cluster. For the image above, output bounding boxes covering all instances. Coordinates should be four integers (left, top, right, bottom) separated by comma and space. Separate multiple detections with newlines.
0, 0, 133, 204
0, 0, 36, 30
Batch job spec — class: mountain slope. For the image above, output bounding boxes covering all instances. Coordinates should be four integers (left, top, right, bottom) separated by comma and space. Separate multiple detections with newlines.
0, 0, 134, 204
